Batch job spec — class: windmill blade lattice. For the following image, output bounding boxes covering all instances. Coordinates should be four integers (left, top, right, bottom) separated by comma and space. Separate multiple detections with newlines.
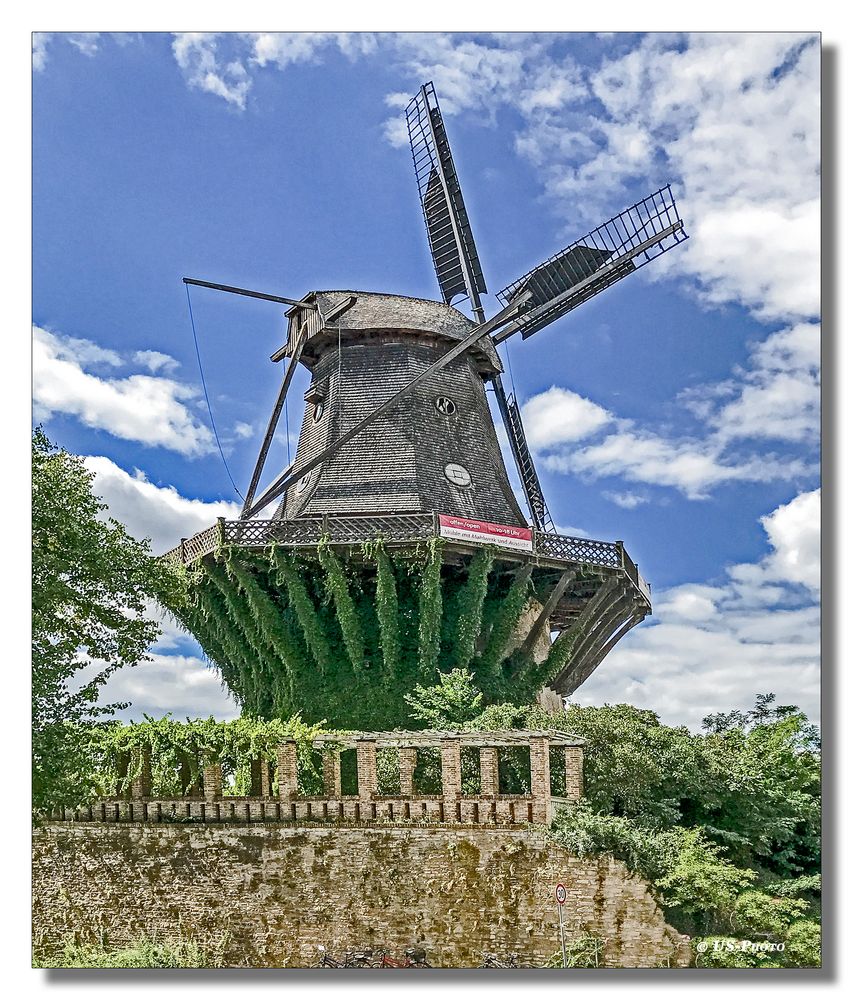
406, 82, 487, 311
494, 185, 687, 342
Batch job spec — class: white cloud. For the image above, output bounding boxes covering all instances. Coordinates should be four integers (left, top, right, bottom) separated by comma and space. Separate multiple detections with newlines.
603, 490, 649, 510
171, 33, 251, 110
68, 33, 101, 57
233, 421, 255, 440
556, 429, 811, 500
33, 326, 214, 457
575, 488, 820, 728
525, 318, 818, 499
522, 386, 612, 448
47, 333, 123, 368
133, 349, 180, 374
748, 487, 820, 594
32, 33, 50, 71
705, 322, 821, 445
526, 33, 820, 323
83, 455, 240, 554
248, 32, 335, 69
89, 654, 240, 722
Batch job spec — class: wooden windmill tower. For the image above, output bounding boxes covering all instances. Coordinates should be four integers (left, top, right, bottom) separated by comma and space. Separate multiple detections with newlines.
167, 82, 687, 728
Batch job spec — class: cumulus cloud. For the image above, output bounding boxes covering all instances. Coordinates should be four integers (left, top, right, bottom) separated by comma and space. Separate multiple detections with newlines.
171, 33, 251, 109
33, 326, 214, 457
32, 33, 50, 71
576, 488, 820, 728
67, 33, 101, 57
522, 386, 612, 448
699, 322, 821, 445
529, 33, 819, 323
603, 490, 649, 510
83, 455, 240, 554
86, 653, 240, 722
558, 429, 811, 500
133, 349, 180, 374
523, 317, 818, 499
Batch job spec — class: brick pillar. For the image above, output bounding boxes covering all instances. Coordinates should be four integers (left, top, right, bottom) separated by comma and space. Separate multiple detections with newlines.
529, 736, 551, 824
322, 751, 341, 797
564, 746, 584, 801
250, 758, 272, 797
398, 748, 416, 797
277, 741, 299, 801
356, 741, 378, 800
131, 747, 152, 798
479, 747, 499, 798
441, 740, 462, 813
203, 763, 222, 801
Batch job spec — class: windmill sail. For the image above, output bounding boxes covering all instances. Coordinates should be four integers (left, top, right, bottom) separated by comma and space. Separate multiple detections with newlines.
406, 82, 487, 312
493, 375, 554, 532
494, 185, 687, 342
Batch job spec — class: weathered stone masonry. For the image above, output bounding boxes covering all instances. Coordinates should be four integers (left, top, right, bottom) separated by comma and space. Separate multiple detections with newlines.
32, 824, 690, 968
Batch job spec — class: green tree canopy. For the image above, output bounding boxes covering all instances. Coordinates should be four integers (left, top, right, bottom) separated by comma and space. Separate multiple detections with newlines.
32, 428, 166, 813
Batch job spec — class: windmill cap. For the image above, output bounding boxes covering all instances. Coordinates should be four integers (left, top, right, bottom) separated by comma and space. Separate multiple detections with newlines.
286, 290, 503, 375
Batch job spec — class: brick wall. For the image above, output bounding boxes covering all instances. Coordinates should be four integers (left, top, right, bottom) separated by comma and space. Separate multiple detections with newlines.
32, 824, 690, 968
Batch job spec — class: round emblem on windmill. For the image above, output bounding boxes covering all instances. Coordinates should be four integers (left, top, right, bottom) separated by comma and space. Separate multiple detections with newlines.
312, 399, 324, 423
295, 472, 312, 494
444, 463, 471, 487
434, 396, 456, 415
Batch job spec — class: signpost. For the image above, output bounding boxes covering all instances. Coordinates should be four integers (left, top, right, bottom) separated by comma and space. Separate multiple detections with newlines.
555, 883, 568, 968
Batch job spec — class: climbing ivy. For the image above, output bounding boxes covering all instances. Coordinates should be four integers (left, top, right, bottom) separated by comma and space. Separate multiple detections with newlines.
416, 537, 444, 679
158, 541, 604, 730
369, 542, 401, 676
318, 541, 365, 672
449, 546, 494, 671
271, 546, 332, 675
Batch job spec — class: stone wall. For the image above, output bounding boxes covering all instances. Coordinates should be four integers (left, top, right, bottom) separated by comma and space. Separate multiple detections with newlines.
33, 823, 690, 968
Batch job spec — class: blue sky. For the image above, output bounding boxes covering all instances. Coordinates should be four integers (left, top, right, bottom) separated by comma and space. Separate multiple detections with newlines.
32, 32, 820, 728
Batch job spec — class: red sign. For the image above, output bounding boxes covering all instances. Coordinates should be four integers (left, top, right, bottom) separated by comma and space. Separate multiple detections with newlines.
555, 884, 567, 905
438, 514, 533, 553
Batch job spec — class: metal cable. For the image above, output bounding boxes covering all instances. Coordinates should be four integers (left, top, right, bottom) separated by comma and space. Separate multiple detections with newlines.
184, 283, 245, 501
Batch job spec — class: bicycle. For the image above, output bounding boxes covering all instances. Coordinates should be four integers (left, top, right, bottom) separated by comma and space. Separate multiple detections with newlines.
479, 952, 522, 968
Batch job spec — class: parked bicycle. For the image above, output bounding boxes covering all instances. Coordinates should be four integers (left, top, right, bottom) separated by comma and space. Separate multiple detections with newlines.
373, 945, 432, 968
479, 951, 523, 968
315, 946, 345, 968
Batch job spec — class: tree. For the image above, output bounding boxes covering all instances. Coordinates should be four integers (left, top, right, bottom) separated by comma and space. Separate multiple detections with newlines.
404, 667, 483, 728
32, 428, 165, 813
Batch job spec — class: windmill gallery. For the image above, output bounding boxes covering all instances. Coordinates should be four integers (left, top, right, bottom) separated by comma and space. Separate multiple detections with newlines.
162, 82, 688, 729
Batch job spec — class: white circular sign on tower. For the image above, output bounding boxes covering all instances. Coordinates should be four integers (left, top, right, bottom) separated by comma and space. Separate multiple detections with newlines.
444, 463, 472, 487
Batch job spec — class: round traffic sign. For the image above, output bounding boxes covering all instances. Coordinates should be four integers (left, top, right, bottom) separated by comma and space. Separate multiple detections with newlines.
555, 883, 567, 905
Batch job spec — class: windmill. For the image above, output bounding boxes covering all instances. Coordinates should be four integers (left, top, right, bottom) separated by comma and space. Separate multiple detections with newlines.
168, 82, 687, 729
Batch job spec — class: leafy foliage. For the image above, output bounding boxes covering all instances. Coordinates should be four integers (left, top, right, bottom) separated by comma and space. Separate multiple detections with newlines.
34, 935, 228, 968
463, 691, 821, 966
32, 429, 167, 815
405, 668, 483, 728
161, 540, 572, 729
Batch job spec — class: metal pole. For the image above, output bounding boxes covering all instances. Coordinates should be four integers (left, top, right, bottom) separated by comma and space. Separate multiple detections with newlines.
558, 904, 567, 968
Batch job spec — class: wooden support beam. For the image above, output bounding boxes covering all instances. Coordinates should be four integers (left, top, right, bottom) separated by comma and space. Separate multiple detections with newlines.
518, 569, 577, 661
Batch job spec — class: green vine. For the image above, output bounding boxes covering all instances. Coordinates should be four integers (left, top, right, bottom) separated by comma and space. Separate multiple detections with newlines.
271, 547, 332, 674
224, 553, 310, 714
478, 563, 533, 677
318, 541, 365, 672
417, 536, 444, 679
450, 547, 494, 671
373, 544, 401, 676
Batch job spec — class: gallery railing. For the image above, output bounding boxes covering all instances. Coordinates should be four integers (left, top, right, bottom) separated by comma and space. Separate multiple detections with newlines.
163, 514, 650, 604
